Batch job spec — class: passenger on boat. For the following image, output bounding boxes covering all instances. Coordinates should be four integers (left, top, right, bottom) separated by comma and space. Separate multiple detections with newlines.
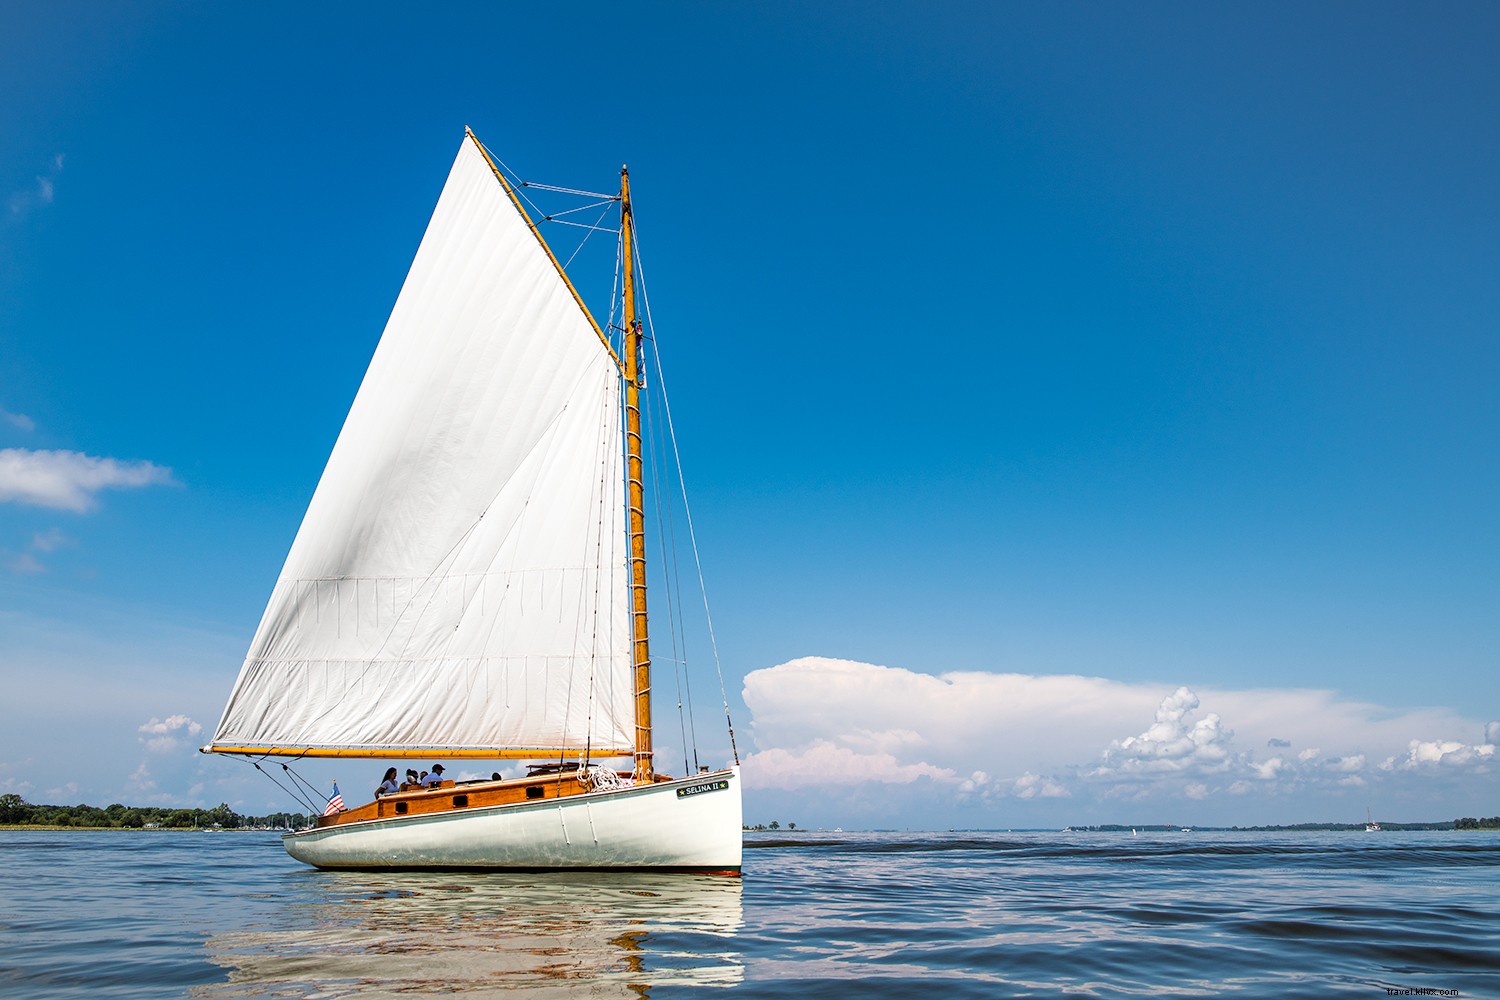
404, 768, 420, 789
425, 764, 446, 787
375, 767, 399, 798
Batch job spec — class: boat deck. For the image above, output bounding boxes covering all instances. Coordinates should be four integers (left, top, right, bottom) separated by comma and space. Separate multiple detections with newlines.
319, 769, 673, 828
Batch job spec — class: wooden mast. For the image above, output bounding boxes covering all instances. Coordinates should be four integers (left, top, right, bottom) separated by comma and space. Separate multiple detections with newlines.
621, 166, 654, 783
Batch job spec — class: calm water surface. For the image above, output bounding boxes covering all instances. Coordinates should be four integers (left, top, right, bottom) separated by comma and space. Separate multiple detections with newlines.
3, 829, 1497, 997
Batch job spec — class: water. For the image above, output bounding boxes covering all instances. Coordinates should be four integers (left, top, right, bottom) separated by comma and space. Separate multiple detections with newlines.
3, 829, 1497, 998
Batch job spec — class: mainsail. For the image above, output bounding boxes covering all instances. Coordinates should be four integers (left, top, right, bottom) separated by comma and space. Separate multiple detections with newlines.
210, 138, 633, 756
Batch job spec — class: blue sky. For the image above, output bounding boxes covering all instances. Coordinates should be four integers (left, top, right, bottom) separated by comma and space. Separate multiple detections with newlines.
2, 2, 1496, 827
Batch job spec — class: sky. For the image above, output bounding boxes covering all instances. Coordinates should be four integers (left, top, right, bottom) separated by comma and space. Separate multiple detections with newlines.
1, 1, 1497, 829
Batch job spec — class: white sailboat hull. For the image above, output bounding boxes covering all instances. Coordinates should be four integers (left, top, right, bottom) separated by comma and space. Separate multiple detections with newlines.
283, 768, 743, 872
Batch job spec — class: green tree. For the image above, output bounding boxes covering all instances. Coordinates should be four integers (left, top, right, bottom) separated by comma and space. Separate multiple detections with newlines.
0, 793, 30, 824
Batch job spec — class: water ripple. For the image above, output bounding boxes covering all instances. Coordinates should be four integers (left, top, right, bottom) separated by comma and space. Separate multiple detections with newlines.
2, 829, 1497, 997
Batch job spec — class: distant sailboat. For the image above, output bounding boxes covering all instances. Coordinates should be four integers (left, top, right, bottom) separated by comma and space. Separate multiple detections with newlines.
1365, 809, 1381, 833
204, 129, 741, 872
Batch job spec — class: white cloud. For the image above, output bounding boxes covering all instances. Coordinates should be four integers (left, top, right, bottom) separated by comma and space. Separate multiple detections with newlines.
6, 552, 45, 574
741, 657, 1496, 817
126, 762, 157, 796
46, 781, 80, 801
4, 528, 73, 575
1382, 739, 1495, 772
742, 740, 955, 790
0, 758, 37, 798
7, 153, 63, 218
138, 714, 204, 753
30, 529, 70, 552
1, 406, 35, 432
1094, 687, 1235, 777
0, 448, 176, 511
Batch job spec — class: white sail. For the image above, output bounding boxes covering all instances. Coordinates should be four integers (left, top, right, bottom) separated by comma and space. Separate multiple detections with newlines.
210, 138, 632, 754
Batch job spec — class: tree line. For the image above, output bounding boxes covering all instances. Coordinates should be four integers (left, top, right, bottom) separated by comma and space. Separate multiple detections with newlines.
0, 794, 307, 830
1455, 816, 1500, 830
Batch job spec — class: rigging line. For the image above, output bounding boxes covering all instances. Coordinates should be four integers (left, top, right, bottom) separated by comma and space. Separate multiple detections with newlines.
559, 373, 619, 773
340, 360, 606, 743
649, 348, 700, 770
521, 182, 619, 200
652, 365, 702, 772
634, 229, 741, 764
280, 760, 328, 808
457, 360, 619, 759
605, 228, 625, 360
253, 761, 318, 814
643, 374, 692, 776
540, 198, 621, 219
484, 150, 553, 225
227, 753, 319, 814
559, 201, 618, 271
548, 219, 621, 235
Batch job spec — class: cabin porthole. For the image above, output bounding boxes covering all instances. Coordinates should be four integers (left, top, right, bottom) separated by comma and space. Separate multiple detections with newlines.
394, 801, 408, 814
452, 794, 469, 808
526, 786, 545, 799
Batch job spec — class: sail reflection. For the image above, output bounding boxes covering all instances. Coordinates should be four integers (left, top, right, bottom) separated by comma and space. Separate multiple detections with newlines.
194, 871, 744, 997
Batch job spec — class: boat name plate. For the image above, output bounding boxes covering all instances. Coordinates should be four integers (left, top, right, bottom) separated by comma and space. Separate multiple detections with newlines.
676, 779, 731, 799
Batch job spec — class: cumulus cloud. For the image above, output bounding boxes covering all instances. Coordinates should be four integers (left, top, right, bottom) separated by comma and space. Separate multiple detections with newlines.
742, 657, 1495, 814
138, 714, 203, 753
1094, 687, 1235, 777
956, 769, 1071, 802
1382, 739, 1495, 772
742, 740, 955, 790
0, 448, 176, 512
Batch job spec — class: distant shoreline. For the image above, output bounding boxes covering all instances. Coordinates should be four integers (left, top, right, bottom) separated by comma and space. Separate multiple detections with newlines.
0, 824, 286, 832
10, 824, 1496, 834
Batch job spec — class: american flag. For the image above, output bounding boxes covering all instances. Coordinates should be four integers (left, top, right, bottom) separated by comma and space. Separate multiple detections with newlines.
324, 782, 345, 816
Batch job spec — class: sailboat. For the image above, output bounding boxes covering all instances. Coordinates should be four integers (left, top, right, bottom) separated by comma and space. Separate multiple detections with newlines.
203, 129, 742, 873
1365, 809, 1381, 833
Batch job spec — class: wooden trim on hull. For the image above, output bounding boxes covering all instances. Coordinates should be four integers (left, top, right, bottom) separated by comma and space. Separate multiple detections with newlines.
205, 746, 633, 760
290, 863, 742, 876
316, 768, 639, 828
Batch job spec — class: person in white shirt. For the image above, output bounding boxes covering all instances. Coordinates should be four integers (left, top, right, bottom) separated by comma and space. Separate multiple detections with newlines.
375, 767, 399, 798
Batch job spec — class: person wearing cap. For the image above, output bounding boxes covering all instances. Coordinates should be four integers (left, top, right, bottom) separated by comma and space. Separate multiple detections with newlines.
425, 764, 446, 788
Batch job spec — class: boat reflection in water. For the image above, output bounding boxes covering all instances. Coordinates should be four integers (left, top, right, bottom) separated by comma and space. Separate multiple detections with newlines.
194, 870, 744, 997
